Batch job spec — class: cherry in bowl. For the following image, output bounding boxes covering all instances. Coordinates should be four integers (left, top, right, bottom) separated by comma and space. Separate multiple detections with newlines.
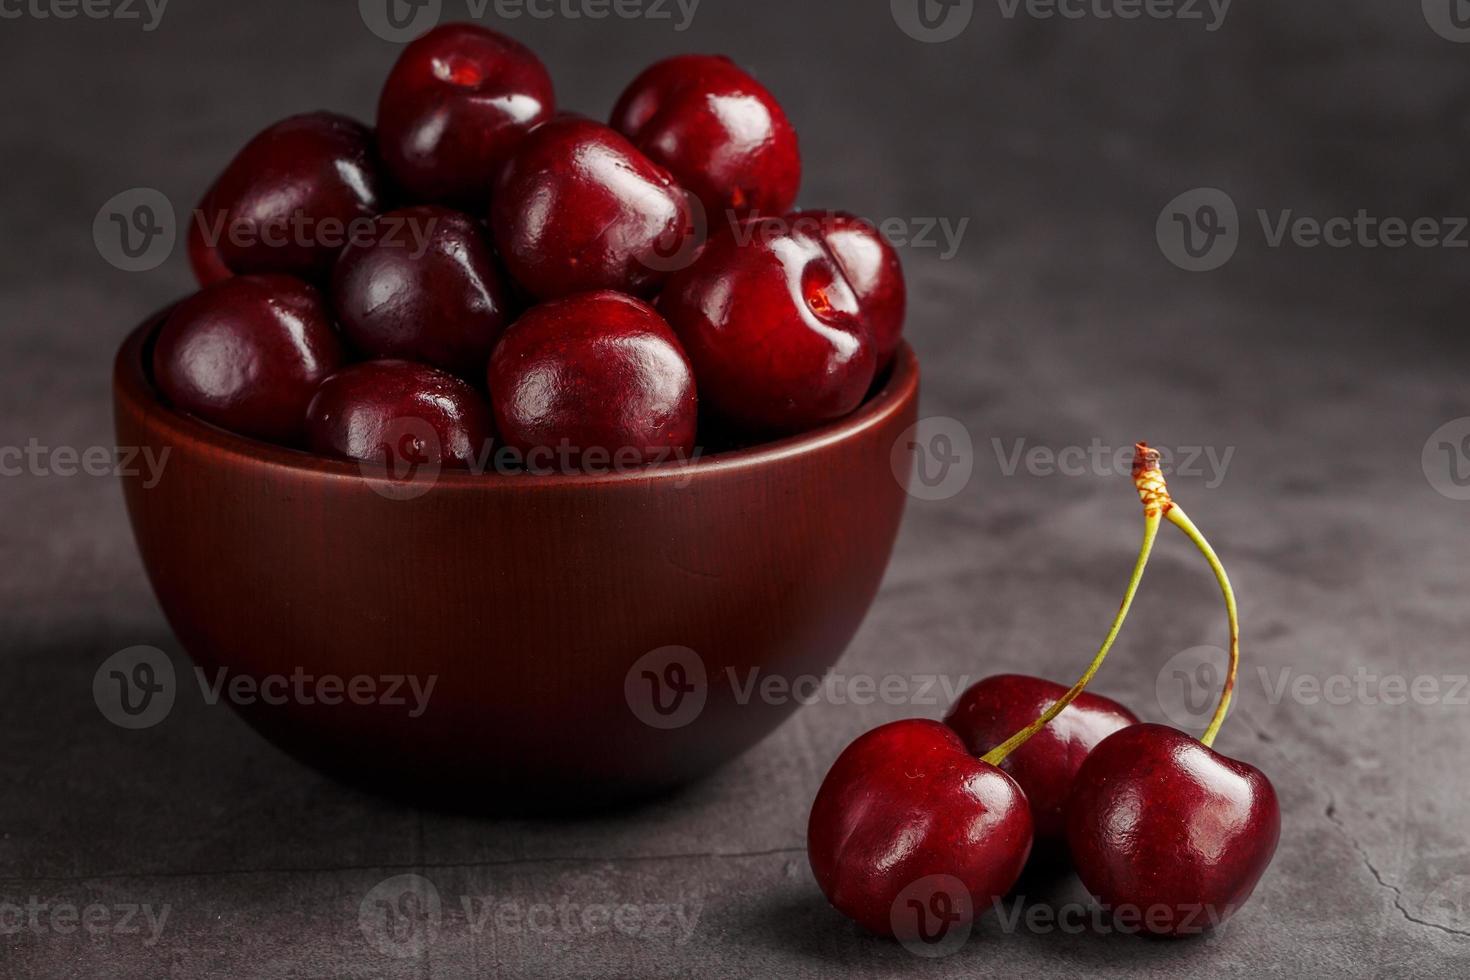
487, 290, 698, 471
804, 211, 907, 371
305, 360, 494, 469
490, 116, 694, 301
152, 275, 344, 446
376, 23, 555, 208
611, 54, 800, 221
192, 112, 386, 282
658, 216, 876, 437
331, 206, 515, 378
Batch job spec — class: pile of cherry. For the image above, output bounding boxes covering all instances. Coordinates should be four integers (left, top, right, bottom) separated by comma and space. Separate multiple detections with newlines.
154, 24, 904, 468
808, 445, 1280, 941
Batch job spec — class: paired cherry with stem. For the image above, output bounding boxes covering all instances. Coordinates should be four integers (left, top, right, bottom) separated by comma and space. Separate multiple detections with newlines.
807, 443, 1279, 941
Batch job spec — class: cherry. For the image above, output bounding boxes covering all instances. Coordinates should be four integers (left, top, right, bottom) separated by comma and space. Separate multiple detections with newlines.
193, 111, 386, 281
152, 275, 344, 446
330, 205, 514, 378
658, 217, 876, 436
487, 290, 698, 470
1060, 444, 1278, 937
944, 674, 1138, 841
490, 116, 694, 301
805, 446, 1186, 943
1066, 724, 1280, 937
802, 211, 907, 372
807, 719, 1032, 939
187, 178, 232, 286
304, 360, 493, 468
376, 23, 554, 209
610, 54, 800, 221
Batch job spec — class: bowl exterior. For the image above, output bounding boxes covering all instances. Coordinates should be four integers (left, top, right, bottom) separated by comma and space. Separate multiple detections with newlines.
114, 318, 918, 807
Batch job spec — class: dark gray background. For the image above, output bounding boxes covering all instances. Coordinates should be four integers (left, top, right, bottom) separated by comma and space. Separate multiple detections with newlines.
3, 0, 1470, 976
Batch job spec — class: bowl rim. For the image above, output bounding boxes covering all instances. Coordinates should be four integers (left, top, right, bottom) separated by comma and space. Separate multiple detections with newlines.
115, 309, 921, 489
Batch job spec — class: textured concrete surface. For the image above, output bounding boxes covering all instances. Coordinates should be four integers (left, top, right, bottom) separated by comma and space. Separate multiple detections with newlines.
3, 0, 1470, 976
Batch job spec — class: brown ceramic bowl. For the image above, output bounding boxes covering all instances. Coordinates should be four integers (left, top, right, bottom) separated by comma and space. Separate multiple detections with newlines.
114, 309, 918, 810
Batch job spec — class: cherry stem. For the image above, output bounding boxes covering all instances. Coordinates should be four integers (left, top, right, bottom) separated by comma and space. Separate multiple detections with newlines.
1164, 504, 1239, 747
977, 444, 1241, 764
979, 451, 1167, 767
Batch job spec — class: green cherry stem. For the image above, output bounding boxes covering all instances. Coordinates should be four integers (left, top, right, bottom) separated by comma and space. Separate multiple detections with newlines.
1163, 503, 1239, 747
980, 446, 1168, 768
1124, 441, 1240, 746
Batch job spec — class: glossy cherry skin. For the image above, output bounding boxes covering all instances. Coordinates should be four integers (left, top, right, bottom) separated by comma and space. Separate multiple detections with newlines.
487, 291, 698, 470
304, 360, 493, 468
195, 112, 386, 281
152, 275, 345, 446
1065, 723, 1280, 937
658, 217, 876, 436
801, 211, 906, 371
610, 54, 800, 221
187, 179, 233, 286
490, 116, 694, 300
376, 23, 554, 208
808, 720, 1032, 939
944, 674, 1139, 842
330, 206, 514, 378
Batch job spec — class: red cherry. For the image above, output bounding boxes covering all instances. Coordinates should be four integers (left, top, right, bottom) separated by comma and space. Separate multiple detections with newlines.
802, 210, 907, 371
152, 275, 344, 446
490, 116, 694, 301
944, 674, 1138, 842
807, 719, 1033, 939
304, 360, 493, 468
187, 179, 232, 287
195, 112, 386, 281
1066, 723, 1280, 936
658, 216, 876, 436
376, 23, 554, 208
330, 206, 515, 378
487, 290, 698, 470
610, 54, 800, 221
